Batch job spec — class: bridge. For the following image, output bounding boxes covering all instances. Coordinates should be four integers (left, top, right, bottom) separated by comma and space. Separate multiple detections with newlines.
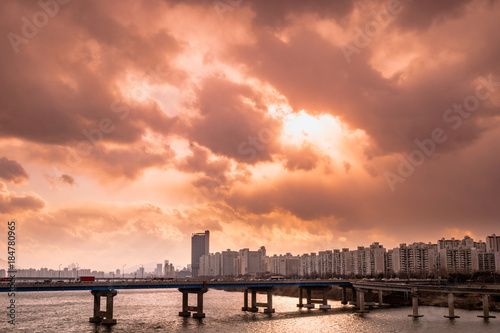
0, 279, 352, 325
1, 279, 498, 325
353, 281, 500, 319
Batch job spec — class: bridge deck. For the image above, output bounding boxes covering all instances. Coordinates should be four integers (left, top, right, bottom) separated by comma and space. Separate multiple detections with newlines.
0, 280, 352, 292
353, 281, 500, 295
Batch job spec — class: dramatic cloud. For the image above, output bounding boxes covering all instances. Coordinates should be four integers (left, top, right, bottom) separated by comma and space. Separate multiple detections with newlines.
187, 77, 282, 163
0, 157, 28, 183
0, 182, 45, 214
0, 0, 499, 270
1, 0, 182, 181
282, 143, 320, 171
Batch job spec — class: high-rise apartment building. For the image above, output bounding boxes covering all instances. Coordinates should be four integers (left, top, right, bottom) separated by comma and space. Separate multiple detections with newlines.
191, 230, 210, 277
318, 250, 333, 277
391, 242, 438, 276
238, 247, 265, 275
486, 234, 500, 253
221, 249, 239, 276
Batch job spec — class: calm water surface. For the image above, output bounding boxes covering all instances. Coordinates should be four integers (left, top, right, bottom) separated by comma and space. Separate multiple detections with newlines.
2, 289, 499, 332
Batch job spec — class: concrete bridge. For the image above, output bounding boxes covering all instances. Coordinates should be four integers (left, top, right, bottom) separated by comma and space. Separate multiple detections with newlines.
1, 279, 498, 325
0, 279, 351, 325
352, 281, 500, 319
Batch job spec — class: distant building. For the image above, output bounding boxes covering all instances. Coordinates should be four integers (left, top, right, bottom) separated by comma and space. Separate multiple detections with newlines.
268, 253, 299, 277
164, 260, 176, 277
340, 248, 351, 276
155, 263, 163, 276
299, 253, 318, 277
188, 232, 499, 279
221, 249, 239, 276
390, 242, 438, 276
436, 236, 493, 274
486, 234, 500, 253
191, 230, 210, 277
199, 252, 219, 276
318, 250, 333, 277
238, 247, 265, 275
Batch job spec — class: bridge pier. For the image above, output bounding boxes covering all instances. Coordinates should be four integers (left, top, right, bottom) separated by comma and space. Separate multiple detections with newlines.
478, 294, 496, 319
297, 286, 331, 310
341, 286, 348, 305
408, 289, 423, 318
356, 289, 369, 313
89, 290, 117, 325
444, 293, 460, 319
242, 287, 275, 314
378, 290, 383, 306
242, 289, 249, 311
365, 289, 376, 307
178, 287, 208, 318
349, 287, 357, 306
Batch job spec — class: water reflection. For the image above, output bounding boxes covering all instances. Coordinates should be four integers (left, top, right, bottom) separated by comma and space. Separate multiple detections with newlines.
3, 289, 499, 333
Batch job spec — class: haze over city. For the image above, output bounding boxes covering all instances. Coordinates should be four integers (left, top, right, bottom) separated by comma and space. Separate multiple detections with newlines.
1, 0, 500, 273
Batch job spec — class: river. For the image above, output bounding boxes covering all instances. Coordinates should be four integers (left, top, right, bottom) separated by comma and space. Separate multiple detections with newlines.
2, 289, 499, 332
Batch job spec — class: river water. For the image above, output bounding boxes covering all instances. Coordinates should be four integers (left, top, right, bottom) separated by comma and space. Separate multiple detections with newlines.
2, 289, 499, 332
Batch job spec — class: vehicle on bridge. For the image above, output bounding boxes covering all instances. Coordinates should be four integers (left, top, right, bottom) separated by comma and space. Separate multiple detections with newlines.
269, 276, 284, 281
78, 276, 95, 282
151, 277, 174, 282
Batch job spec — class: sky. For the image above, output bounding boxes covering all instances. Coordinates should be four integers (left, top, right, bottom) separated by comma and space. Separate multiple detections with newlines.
0, 0, 499, 272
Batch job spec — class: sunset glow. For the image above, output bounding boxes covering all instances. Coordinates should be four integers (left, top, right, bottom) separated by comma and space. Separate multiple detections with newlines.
1, 0, 499, 274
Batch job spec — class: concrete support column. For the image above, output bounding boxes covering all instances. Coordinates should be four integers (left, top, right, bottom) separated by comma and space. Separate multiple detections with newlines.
89, 290, 118, 325
193, 291, 205, 318
304, 288, 314, 308
264, 289, 275, 314
179, 291, 190, 317
350, 288, 357, 306
356, 289, 369, 313
178, 287, 207, 318
319, 287, 331, 310
297, 287, 303, 308
102, 293, 116, 325
89, 292, 101, 323
408, 295, 423, 318
358, 289, 366, 312
242, 289, 249, 311
249, 290, 258, 312
298, 286, 330, 309
378, 290, 383, 306
244, 287, 275, 313
341, 286, 347, 305
444, 293, 460, 319
478, 294, 496, 319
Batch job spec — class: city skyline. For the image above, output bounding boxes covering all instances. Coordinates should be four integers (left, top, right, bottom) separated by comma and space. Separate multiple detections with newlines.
3, 231, 498, 274
1, 0, 500, 273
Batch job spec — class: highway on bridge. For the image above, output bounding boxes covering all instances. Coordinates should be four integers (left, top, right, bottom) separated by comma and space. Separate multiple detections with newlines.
0, 279, 353, 292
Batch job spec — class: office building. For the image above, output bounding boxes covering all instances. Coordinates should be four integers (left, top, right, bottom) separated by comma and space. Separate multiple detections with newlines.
191, 230, 210, 277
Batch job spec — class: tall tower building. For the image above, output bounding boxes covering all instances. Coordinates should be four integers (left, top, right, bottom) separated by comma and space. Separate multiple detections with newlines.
191, 230, 210, 277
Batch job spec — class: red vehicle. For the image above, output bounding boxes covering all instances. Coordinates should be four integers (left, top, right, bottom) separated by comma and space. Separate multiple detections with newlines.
78, 276, 95, 282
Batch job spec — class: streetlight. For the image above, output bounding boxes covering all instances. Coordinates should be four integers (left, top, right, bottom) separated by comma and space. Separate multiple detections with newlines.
59, 264, 62, 279
123, 264, 126, 279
